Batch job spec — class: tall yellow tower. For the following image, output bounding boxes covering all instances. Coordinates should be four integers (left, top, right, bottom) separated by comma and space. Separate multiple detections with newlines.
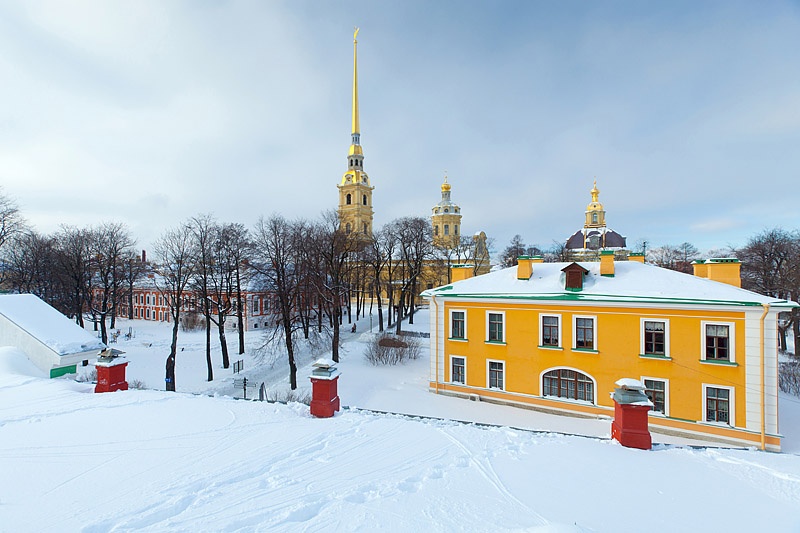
431, 173, 462, 248
338, 27, 374, 238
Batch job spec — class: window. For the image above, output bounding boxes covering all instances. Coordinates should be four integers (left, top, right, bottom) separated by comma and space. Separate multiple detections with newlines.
454, 225, 458, 235
146, 309, 150, 319
487, 312, 504, 342
134, 294, 139, 304
146, 295, 150, 305
540, 314, 560, 347
346, 194, 352, 205
488, 360, 504, 390
706, 325, 729, 360
643, 378, 667, 415
159, 296, 163, 307
346, 223, 351, 234
363, 195, 367, 205
592, 212, 598, 224
451, 310, 465, 339
434, 225, 439, 236
451, 356, 465, 384
253, 299, 259, 313
542, 369, 594, 402
159, 311, 163, 321
705, 386, 732, 424
574, 317, 595, 350
644, 321, 666, 355
363, 222, 368, 233
134, 308, 139, 318
444, 224, 449, 235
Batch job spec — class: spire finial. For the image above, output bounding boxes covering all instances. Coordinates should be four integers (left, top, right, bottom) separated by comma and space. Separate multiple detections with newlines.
442, 171, 451, 191
352, 27, 360, 135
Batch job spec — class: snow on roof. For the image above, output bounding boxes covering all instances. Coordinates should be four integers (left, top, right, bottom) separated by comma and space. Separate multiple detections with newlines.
0, 294, 106, 355
422, 261, 797, 307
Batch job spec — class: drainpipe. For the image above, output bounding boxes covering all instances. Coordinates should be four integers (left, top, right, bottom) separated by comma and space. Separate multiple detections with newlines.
432, 294, 439, 394
760, 304, 770, 451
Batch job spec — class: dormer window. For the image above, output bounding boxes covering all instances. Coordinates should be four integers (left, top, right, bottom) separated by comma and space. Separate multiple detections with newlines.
562, 263, 590, 291
444, 208, 449, 213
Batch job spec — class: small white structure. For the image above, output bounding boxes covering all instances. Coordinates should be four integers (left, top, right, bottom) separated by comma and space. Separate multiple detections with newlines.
0, 294, 105, 377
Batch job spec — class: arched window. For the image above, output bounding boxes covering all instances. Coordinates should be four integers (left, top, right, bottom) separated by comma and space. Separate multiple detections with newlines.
434, 225, 439, 236
363, 222, 368, 233
346, 194, 352, 205
363, 194, 367, 205
592, 212, 598, 224
542, 369, 594, 402
454, 225, 458, 235
346, 223, 351, 234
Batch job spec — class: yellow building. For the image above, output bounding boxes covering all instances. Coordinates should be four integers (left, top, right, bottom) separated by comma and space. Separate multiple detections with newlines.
431, 173, 462, 248
422, 255, 795, 451
338, 28, 374, 239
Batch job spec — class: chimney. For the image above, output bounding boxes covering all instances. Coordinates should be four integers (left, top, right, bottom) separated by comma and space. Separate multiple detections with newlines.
451, 265, 474, 283
692, 259, 707, 278
531, 256, 544, 263
600, 251, 615, 277
517, 256, 533, 280
141, 249, 147, 263
628, 253, 645, 263
704, 258, 741, 287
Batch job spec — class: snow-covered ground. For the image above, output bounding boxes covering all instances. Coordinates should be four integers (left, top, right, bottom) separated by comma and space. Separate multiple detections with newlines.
2, 309, 800, 531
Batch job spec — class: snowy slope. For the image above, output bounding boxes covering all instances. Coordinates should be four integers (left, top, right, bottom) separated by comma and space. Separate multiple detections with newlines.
2, 347, 800, 532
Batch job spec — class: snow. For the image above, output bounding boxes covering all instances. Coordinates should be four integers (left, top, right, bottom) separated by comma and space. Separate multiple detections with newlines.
615, 378, 646, 390
3, 343, 800, 531
423, 261, 797, 307
0, 294, 105, 355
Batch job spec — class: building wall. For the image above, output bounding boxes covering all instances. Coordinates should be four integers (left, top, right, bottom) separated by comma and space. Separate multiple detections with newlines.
428, 298, 781, 450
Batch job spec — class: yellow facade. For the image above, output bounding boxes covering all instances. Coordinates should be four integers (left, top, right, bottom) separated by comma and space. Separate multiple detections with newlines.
424, 259, 794, 451
431, 174, 462, 248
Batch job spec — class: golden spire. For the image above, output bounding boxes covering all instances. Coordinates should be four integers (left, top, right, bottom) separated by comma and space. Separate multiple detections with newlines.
442, 171, 451, 191
590, 179, 599, 203
352, 27, 360, 135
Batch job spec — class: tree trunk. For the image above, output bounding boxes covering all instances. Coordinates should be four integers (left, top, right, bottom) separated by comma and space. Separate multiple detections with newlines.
332, 301, 341, 363
283, 318, 297, 389
205, 314, 213, 381
100, 313, 108, 344
218, 316, 230, 369
793, 306, 800, 356
166, 318, 179, 392
236, 268, 245, 355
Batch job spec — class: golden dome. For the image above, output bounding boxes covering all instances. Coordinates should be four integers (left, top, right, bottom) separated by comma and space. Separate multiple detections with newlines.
441, 172, 451, 191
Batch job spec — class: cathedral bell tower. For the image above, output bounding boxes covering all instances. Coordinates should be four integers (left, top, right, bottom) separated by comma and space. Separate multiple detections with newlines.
431, 173, 462, 248
338, 27, 374, 239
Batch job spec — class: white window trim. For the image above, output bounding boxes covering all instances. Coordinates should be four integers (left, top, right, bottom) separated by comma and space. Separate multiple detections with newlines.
485, 310, 506, 343
702, 383, 735, 426
450, 355, 466, 385
539, 366, 597, 405
539, 313, 562, 348
571, 315, 598, 351
640, 318, 671, 358
700, 320, 736, 363
449, 308, 468, 341
486, 359, 505, 390
641, 375, 670, 417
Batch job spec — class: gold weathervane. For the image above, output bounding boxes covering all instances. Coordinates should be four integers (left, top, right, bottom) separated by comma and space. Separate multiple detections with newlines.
354, 27, 359, 42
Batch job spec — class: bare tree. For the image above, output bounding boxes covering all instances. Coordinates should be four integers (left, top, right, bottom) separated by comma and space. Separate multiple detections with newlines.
390, 217, 434, 332
225, 224, 252, 355
500, 234, 527, 267
0, 189, 23, 270
120, 250, 147, 319
54, 226, 94, 326
190, 214, 217, 382
251, 215, 305, 389
154, 222, 196, 392
88, 223, 135, 345
363, 228, 392, 331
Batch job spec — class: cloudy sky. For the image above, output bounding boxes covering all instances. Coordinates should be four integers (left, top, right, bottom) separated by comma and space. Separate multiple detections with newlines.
1, 1, 799, 254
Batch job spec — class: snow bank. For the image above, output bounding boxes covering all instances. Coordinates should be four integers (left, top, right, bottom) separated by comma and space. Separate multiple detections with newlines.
0, 346, 44, 378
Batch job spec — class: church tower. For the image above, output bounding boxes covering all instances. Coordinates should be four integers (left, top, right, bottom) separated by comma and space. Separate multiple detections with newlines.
584, 181, 606, 228
431, 173, 462, 248
338, 28, 374, 239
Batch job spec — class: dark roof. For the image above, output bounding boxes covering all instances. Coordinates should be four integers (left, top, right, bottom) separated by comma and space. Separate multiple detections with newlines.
565, 228, 627, 250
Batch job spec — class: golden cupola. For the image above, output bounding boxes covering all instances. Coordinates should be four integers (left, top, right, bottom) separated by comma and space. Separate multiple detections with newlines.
431, 172, 461, 248
584, 180, 606, 228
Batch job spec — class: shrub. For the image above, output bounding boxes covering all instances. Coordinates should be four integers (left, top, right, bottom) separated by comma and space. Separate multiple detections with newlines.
128, 379, 147, 390
77, 369, 97, 383
180, 312, 204, 332
366, 334, 421, 365
266, 388, 311, 405
779, 362, 800, 395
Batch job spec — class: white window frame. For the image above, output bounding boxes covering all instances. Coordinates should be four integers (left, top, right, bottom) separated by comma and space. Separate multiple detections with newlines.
700, 320, 736, 363
449, 309, 467, 341
702, 383, 735, 426
572, 315, 597, 351
539, 366, 597, 405
450, 355, 466, 385
539, 313, 562, 349
486, 359, 505, 390
485, 310, 506, 343
640, 318, 671, 358
641, 376, 670, 417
